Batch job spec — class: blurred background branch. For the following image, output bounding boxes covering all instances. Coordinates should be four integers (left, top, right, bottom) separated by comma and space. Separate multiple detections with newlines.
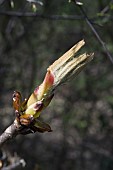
0, 149, 26, 170
73, 0, 113, 64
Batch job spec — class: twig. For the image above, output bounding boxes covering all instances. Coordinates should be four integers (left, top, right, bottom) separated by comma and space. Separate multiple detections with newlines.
0, 119, 35, 147
0, 147, 26, 169
0, 121, 18, 147
73, 0, 113, 64
99, 0, 113, 14
0, 10, 98, 21
0, 10, 112, 23
1, 159, 26, 170
0, 10, 84, 19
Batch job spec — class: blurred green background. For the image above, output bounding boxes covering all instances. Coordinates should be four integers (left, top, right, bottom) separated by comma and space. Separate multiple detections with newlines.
0, 0, 113, 169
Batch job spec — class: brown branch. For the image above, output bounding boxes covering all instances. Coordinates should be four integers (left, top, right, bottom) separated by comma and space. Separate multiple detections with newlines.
0, 119, 35, 147
0, 120, 18, 147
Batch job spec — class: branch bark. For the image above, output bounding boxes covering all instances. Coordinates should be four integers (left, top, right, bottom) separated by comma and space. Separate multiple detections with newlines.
0, 119, 34, 147
0, 120, 19, 147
